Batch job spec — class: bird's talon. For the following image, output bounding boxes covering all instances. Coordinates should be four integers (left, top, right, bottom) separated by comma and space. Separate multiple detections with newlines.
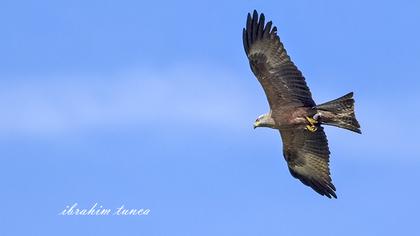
306, 124, 318, 132
306, 116, 318, 125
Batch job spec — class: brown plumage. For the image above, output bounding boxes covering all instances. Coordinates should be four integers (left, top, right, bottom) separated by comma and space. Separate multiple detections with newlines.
243, 10, 361, 198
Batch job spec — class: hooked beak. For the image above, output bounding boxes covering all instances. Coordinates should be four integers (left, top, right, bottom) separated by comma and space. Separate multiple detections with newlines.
253, 121, 259, 129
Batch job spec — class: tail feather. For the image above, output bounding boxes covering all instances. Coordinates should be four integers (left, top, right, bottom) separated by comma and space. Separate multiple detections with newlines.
315, 92, 361, 134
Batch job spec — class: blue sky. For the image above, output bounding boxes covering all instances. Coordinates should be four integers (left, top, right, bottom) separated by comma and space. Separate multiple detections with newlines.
1, 0, 420, 235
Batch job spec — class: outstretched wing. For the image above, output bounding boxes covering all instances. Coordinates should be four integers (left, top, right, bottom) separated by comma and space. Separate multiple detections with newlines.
243, 10, 315, 115
280, 127, 337, 198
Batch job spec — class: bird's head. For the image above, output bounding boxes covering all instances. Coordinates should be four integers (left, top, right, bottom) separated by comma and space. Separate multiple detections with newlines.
254, 113, 275, 129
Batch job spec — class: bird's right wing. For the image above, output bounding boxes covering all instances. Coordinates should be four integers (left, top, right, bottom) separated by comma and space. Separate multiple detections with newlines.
243, 10, 316, 114
280, 127, 337, 198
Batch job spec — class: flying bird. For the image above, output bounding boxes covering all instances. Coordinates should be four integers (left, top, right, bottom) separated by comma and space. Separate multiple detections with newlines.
243, 10, 361, 198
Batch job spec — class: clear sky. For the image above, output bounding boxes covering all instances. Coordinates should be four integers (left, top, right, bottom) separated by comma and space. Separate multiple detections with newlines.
1, 0, 420, 235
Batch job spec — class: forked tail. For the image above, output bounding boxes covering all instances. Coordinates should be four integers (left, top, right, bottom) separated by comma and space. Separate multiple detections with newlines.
315, 92, 361, 134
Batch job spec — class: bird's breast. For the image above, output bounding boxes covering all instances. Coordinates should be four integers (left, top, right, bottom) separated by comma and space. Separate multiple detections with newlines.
288, 107, 311, 125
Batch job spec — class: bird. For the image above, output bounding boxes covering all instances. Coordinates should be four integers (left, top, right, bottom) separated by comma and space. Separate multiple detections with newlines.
243, 10, 361, 198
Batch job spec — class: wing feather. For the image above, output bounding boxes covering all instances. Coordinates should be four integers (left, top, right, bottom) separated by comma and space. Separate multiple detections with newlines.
280, 127, 337, 198
243, 10, 316, 117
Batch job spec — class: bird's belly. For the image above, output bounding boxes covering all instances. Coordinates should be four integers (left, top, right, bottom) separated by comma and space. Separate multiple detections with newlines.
274, 114, 308, 129
288, 107, 311, 125
273, 107, 312, 128
290, 116, 307, 125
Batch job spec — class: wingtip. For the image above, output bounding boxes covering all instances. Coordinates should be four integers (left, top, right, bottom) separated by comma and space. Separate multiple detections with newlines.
329, 185, 337, 199
252, 9, 258, 17
323, 190, 337, 199
271, 26, 277, 34
246, 12, 251, 26
249, 10, 263, 22
330, 188, 338, 199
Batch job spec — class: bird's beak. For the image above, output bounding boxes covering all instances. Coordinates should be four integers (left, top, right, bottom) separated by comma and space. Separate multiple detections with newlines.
253, 121, 259, 129
253, 124, 256, 129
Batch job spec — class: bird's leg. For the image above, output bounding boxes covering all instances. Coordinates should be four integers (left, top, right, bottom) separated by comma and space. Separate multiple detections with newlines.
305, 115, 318, 132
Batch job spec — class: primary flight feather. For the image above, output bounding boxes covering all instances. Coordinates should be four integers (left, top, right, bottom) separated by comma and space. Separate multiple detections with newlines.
243, 10, 361, 198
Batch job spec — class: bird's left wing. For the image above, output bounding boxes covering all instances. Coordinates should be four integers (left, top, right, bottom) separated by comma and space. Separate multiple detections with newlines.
243, 10, 316, 114
280, 127, 337, 198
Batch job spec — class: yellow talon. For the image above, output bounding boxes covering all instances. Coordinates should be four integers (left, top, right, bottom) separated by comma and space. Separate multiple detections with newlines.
305, 115, 319, 132
306, 124, 318, 132
306, 116, 318, 125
